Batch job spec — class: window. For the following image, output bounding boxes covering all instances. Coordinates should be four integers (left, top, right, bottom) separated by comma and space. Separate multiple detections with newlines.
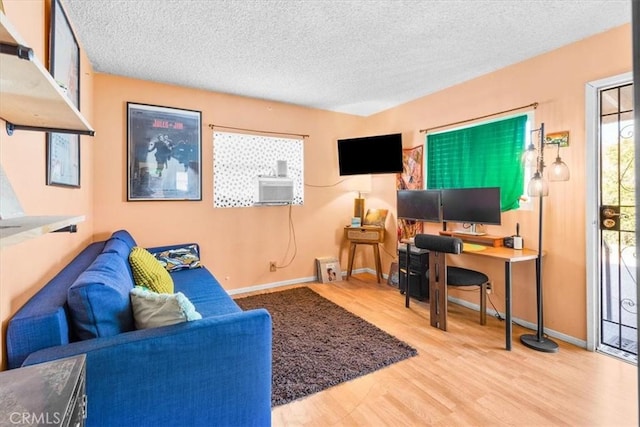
213, 131, 304, 208
426, 114, 529, 211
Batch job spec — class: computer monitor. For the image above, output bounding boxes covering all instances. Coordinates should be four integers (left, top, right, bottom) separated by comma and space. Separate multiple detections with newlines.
396, 190, 442, 222
441, 187, 501, 235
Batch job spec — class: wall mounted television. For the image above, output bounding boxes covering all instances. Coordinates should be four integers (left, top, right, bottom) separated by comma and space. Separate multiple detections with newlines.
397, 190, 442, 223
441, 187, 501, 235
337, 133, 403, 175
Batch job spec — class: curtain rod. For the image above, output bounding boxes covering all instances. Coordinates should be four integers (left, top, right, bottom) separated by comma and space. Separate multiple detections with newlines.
419, 102, 538, 134
209, 124, 309, 139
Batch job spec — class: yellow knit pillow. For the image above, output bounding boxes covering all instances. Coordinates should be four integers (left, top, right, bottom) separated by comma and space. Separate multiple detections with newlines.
129, 246, 174, 294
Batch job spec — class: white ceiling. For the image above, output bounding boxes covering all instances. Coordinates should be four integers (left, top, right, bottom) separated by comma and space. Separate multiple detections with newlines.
61, 0, 632, 117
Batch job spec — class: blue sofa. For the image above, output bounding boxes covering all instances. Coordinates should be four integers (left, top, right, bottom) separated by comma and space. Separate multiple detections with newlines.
6, 230, 272, 427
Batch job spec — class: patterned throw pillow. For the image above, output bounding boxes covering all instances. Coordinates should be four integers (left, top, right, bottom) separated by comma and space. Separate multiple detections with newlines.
129, 247, 174, 294
152, 244, 202, 272
130, 286, 202, 329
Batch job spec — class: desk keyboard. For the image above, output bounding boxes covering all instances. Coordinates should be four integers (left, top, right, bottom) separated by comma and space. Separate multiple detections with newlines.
463, 243, 486, 252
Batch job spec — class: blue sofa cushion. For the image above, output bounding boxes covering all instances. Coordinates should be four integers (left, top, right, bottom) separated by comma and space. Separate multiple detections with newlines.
67, 252, 135, 340
172, 268, 242, 317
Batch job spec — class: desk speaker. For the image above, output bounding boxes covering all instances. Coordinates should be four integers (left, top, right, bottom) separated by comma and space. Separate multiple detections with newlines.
504, 236, 523, 249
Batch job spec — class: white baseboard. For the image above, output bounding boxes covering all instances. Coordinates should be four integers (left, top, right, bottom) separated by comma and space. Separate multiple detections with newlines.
228, 268, 364, 296
227, 272, 586, 350
227, 275, 317, 296
448, 296, 587, 349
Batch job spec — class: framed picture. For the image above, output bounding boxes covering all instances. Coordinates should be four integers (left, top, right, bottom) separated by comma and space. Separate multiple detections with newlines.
47, 0, 81, 187
127, 103, 202, 201
50, 0, 80, 108
387, 262, 399, 288
47, 134, 80, 187
316, 257, 342, 283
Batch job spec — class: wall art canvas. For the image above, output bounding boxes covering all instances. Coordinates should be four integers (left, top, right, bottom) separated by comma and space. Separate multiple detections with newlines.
397, 145, 424, 241
546, 130, 570, 147
127, 103, 202, 201
363, 208, 388, 227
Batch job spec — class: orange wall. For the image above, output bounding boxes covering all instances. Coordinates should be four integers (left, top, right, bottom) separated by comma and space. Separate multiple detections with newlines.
363, 24, 633, 340
91, 76, 366, 289
0, 0, 633, 369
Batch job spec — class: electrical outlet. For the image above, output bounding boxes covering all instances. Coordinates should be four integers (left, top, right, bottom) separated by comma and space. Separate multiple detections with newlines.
269, 261, 277, 272
486, 282, 492, 294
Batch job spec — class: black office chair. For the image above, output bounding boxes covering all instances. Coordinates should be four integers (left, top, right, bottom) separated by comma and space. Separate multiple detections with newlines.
414, 234, 489, 331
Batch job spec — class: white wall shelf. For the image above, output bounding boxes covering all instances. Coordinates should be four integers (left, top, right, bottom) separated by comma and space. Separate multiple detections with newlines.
0, 11, 94, 135
0, 11, 89, 249
0, 215, 85, 249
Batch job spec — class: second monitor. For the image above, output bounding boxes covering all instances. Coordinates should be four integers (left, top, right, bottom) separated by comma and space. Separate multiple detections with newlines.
396, 190, 442, 223
441, 187, 501, 235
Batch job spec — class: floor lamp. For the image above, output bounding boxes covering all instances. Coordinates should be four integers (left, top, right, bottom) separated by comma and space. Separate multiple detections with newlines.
520, 123, 570, 353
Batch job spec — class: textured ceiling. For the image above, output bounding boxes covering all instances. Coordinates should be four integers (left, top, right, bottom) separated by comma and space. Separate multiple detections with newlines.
61, 0, 631, 116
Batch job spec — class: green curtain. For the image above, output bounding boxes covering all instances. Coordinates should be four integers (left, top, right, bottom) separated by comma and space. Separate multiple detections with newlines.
426, 115, 527, 211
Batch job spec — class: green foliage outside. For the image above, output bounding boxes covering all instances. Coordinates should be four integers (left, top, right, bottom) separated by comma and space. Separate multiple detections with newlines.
601, 129, 635, 249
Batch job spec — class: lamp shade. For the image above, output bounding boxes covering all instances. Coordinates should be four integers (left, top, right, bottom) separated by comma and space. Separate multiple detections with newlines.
346, 175, 372, 220
346, 175, 372, 194
548, 156, 570, 182
522, 143, 538, 166
527, 171, 549, 197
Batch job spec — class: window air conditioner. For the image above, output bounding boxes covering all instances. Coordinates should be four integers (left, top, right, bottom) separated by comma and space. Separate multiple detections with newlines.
254, 176, 294, 205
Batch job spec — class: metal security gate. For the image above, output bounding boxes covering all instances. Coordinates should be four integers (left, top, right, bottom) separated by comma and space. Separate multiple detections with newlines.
598, 82, 637, 362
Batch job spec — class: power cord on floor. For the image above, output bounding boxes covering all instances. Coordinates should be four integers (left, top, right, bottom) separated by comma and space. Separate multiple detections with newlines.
486, 293, 548, 333
453, 286, 505, 321
486, 292, 505, 321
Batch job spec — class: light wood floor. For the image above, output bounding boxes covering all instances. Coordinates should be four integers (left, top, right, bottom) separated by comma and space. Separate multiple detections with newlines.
241, 273, 638, 426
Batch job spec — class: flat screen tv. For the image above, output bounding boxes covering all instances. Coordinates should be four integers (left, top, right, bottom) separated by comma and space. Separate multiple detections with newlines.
441, 187, 501, 234
337, 133, 403, 175
397, 190, 442, 222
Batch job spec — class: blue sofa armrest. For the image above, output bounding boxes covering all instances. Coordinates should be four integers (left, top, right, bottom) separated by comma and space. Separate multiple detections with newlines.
24, 309, 272, 427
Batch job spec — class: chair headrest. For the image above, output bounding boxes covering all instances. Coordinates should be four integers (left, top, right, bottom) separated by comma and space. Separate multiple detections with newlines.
414, 234, 463, 254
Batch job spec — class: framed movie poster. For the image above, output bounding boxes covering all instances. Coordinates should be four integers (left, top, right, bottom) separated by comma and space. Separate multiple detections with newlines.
47, 0, 81, 187
127, 103, 202, 201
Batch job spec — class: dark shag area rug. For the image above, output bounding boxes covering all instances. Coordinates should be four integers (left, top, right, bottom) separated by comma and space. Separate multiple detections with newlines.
235, 286, 417, 407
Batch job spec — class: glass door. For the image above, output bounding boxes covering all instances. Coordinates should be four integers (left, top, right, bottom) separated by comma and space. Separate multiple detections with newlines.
597, 82, 637, 362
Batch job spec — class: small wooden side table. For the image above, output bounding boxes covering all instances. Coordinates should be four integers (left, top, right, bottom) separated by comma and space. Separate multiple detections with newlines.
344, 225, 385, 283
